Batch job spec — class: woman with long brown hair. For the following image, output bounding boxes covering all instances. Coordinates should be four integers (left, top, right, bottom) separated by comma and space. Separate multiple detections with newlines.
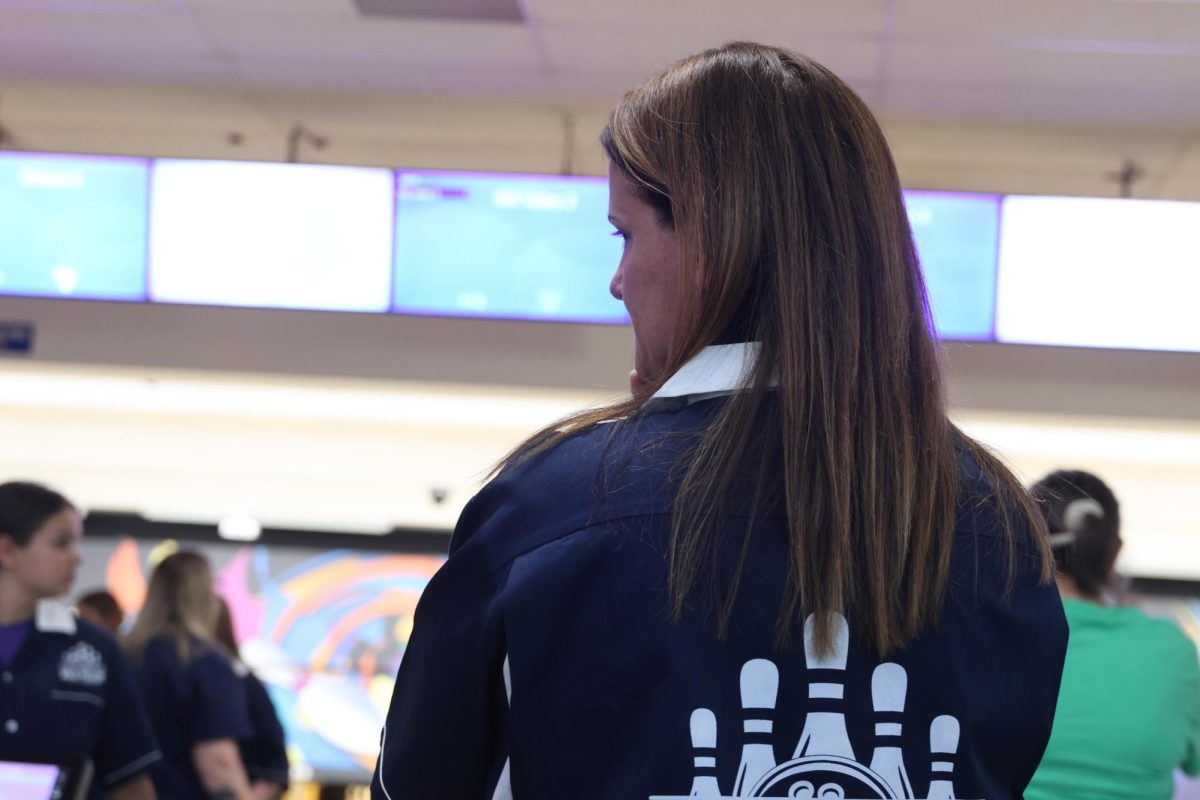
125, 551, 256, 800
373, 42, 1067, 800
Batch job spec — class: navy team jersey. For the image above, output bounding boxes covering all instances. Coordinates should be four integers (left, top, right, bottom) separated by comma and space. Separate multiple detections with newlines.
136, 635, 254, 800
372, 346, 1068, 800
0, 601, 160, 797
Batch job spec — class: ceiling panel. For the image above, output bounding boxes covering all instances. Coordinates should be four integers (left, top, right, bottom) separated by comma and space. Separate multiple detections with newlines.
0, 0, 171, 12
885, 40, 1200, 92
894, 0, 1200, 42
543, 26, 883, 89
354, 0, 524, 23
195, 13, 541, 70
879, 79, 1200, 127
236, 59, 555, 97
526, 0, 890, 37
185, 0, 359, 14
0, 47, 238, 86
0, 8, 207, 49
0, 0, 1197, 129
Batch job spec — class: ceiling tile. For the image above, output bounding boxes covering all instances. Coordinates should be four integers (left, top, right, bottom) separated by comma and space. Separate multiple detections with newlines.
235, 58, 555, 97
353, 0, 524, 23
0, 7, 207, 49
0, 46, 237, 86
195, 11, 543, 69
894, 0, 1200, 43
526, 0, 890, 38
884, 40, 1200, 90
0, 0, 1198, 131
542, 25, 883, 89
0, 0, 170, 12
878, 78, 1200, 127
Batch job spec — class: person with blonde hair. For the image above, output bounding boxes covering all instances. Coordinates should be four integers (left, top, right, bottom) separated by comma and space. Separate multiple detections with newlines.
126, 551, 256, 800
373, 42, 1068, 800
1025, 470, 1200, 800
0, 481, 159, 800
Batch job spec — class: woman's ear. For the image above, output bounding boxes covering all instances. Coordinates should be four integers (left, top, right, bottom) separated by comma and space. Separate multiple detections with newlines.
0, 532, 17, 570
1106, 537, 1124, 574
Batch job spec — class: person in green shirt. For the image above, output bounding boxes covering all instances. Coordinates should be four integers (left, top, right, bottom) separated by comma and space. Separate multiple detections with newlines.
1026, 470, 1200, 800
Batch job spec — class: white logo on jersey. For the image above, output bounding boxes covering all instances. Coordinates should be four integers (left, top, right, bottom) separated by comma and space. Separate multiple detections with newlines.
58, 642, 107, 687
650, 613, 968, 799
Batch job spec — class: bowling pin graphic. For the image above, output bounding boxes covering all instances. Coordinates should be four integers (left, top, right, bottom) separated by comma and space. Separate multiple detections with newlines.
732, 659, 779, 795
688, 708, 722, 798
868, 663, 913, 799
793, 613, 856, 760
927, 715, 960, 800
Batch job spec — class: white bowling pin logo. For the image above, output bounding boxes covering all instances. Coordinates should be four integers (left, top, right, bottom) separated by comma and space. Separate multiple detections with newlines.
794, 614, 855, 761
868, 663, 914, 799
649, 613, 975, 799
927, 716, 960, 800
688, 708, 721, 798
732, 659, 779, 795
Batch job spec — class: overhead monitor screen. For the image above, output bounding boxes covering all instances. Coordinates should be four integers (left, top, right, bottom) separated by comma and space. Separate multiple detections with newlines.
903, 189, 1001, 341
148, 159, 394, 312
996, 195, 1200, 353
0, 152, 149, 301
77, 534, 444, 783
391, 170, 628, 323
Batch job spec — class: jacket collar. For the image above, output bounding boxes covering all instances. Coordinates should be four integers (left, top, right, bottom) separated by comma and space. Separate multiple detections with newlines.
651, 342, 771, 401
35, 600, 77, 634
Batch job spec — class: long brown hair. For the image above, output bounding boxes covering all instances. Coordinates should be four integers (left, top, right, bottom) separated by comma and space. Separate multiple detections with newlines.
502, 42, 1051, 655
125, 550, 219, 664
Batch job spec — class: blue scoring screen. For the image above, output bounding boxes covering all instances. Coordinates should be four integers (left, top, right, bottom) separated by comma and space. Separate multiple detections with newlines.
0, 152, 149, 301
391, 170, 628, 324
904, 189, 1001, 341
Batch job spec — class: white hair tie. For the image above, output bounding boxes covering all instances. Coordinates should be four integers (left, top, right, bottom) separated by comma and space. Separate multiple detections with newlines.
1049, 497, 1105, 549
1063, 497, 1105, 531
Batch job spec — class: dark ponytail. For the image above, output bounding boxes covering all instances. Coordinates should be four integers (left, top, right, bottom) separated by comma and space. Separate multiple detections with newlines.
1030, 471, 1120, 597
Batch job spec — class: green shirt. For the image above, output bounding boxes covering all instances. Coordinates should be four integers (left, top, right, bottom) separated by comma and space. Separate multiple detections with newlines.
1026, 598, 1200, 800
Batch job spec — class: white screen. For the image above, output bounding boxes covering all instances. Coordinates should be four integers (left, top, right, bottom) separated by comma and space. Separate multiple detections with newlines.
996, 195, 1200, 353
149, 159, 393, 312
0, 761, 61, 800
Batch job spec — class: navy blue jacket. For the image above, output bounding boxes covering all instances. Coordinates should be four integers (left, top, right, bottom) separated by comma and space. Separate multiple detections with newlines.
373, 386, 1067, 800
0, 602, 160, 798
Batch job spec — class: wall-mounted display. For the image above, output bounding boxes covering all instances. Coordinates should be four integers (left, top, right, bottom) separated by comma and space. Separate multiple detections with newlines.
0, 152, 149, 301
148, 159, 394, 312
903, 189, 1000, 341
3, 149, 1199, 353
996, 196, 1200, 353
391, 169, 628, 323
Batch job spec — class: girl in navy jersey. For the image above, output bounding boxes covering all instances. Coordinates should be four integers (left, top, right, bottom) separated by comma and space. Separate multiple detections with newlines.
374, 42, 1068, 800
0, 481, 159, 800
125, 551, 257, 800
212, 596, 289, 800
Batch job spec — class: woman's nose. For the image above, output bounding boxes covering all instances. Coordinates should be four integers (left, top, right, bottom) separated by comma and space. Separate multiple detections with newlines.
609, 265, 624, 301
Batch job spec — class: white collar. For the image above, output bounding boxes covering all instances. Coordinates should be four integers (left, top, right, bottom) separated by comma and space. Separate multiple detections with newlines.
651, 342, 768, 400
35, 599, 77, 634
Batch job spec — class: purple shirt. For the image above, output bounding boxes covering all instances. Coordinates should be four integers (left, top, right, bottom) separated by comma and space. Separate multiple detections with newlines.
0, 620, 32, 665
